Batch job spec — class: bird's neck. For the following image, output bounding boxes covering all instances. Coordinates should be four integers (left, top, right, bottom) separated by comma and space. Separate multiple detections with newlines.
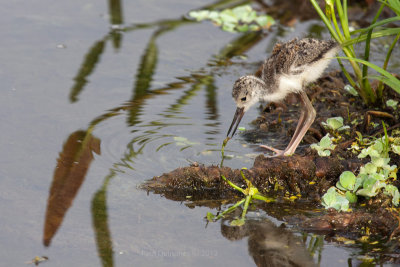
246, 75, 272, 100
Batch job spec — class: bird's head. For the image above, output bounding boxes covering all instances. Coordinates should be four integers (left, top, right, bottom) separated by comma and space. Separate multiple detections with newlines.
227, 75, 264, 137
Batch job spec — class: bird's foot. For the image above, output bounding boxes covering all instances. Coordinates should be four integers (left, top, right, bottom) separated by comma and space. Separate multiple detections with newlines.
259, 145, 285, 157
259, 145, 292, 157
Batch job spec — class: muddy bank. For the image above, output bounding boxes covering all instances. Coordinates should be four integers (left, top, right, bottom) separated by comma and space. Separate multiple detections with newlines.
142, 154, 345, 201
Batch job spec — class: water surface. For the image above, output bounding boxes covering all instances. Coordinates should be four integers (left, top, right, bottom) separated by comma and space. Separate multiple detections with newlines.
1, 0, 398, 266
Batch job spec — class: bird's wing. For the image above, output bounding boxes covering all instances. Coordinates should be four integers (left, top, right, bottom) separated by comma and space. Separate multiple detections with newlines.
268, 38, 338, 76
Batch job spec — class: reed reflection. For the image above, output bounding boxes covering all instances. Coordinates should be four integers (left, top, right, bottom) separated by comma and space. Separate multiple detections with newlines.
45, 1, 270, 267
43, 129, 100, 247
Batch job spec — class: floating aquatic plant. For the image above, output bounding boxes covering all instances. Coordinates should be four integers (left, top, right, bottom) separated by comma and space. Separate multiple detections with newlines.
189, 5, 275, 33
321, 187, 350, 211
310, 134, 336, 157
322, 125, 400, 211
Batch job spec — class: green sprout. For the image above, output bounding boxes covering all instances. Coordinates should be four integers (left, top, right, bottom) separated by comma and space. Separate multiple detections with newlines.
386, 99, 399, 110
310, 134, 336, 156
343, 84, 358, 96
322, 116, 350, 132
207, 168, 273, 226
189, 5, 275, 33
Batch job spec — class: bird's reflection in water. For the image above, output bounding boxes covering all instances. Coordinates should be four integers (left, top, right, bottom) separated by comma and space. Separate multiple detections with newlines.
221, 214, 316, 267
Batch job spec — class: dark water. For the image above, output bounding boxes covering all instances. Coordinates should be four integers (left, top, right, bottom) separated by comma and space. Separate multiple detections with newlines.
1, 0, 399, 266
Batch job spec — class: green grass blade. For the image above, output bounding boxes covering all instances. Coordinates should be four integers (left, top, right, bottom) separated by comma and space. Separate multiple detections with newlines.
309, 0, 341, 42
350, 16, 400, 35
370, 75, 400, 94
383, 0, 400, 15
362, 1, 386, 93
221, 175, 244, 193
336, 57, 357, 88
343, 0, 349, 37
335, 0, 350, 39
337, 56, 400, 94
241, 195, 251, 220
342, 28, 400, 46
377, 33, 400, 98
253, 193, 274, 202
214, 198, 246, 220
330, 3, 344, 41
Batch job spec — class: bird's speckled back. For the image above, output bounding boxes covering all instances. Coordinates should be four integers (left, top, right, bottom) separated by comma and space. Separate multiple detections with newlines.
261, 38, 339, 92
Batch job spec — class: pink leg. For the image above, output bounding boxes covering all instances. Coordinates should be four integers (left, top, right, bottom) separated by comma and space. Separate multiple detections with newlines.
260, 91, 315, 157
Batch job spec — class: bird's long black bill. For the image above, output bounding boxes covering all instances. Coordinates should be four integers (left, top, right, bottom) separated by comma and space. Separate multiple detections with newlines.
227, 107, 245, 137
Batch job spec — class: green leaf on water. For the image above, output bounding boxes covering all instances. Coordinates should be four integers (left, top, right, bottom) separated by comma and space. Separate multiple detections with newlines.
189, 10, 211, 21
188, 5, 275, 33
320, 149, 331, 157
322, 187, 349, 211
255, 15, 270, 27
345, 191, 358, 203
208, 11, 220, 21
174, 136, 188, 142
336, 181, 347, 191
231, 5, 252, 19
360, 162, 378, 175
220, 9, 238, 24
339, 171, 356, 190
357, 176, 385, 197
385, 184, 400, 206
392, 144, 400, 155
206, 212, 215, 222
320, 134, 333, 148
242, 10, 257, 23
322, 187, 337, 206
237, 24, 249, 32
249, 24, 261, 31
222, 22, 237, 32
358, 145, 381, 158
363, 175, 378, 188
354, 177, 364, 192
176, 142, 186, 146
373, 140, 384, 154
371, 157, 390, 168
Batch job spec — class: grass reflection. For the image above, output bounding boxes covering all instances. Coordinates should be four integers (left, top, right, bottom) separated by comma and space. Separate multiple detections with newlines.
46, 0, 272, 266
92, 173, 114, 267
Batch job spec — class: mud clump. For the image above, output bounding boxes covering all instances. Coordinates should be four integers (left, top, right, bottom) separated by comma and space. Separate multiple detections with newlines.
141, 155, 343, 202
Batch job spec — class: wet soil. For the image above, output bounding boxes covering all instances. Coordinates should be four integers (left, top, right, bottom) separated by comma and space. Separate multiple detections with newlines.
142, 70, 400, 243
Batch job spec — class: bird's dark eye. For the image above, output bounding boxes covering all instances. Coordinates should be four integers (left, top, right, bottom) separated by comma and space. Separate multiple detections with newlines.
241, 97, 246, 102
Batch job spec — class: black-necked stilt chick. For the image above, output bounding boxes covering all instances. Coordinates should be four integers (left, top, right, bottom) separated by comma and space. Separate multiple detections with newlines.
227, 38, 340, 157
